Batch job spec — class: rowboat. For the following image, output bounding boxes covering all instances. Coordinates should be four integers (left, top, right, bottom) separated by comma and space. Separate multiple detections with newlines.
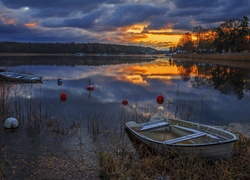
0, 71, 42, 83
125, 116, 238, 159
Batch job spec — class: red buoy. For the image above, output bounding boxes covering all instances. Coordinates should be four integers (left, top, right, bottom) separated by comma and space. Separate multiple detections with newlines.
156, 95, 164, 105
60, 92, 67, 102
87, 85, 94, 91
122, 100, 128, 105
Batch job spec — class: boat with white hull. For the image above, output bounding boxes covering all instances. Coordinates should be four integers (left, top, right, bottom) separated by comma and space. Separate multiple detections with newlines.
125, 116, 238, 159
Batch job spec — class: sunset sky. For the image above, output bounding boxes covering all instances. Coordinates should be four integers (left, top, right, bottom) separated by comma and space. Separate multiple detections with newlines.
0, 0, 249, 50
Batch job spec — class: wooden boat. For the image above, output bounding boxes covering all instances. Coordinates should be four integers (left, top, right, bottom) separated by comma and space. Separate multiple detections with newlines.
125, 116, 238, 159
0, 71, 42, 83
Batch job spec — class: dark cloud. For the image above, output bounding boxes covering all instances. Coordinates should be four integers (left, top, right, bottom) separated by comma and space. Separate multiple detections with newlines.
42, 3, 166, 31
172, 0, 219, 8
1, 0, 124, 19
0, 0, 249, 48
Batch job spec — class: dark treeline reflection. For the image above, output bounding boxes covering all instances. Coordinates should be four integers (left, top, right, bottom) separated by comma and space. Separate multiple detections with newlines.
0, 55, 156, 66
175, 60, 250, 99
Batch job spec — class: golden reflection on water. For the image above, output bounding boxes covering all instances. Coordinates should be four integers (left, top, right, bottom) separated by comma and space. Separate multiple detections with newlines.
114, 59, 182, 84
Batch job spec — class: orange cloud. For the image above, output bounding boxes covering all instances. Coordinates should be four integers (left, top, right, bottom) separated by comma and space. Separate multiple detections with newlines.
0, 17, 15, 25
7, 19, 15, 25
25, 22, 37, 27
115, 24, 183, 50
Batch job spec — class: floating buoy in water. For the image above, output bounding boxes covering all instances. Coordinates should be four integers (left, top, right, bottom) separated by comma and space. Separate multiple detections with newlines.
4, 117, 19, 129
60, 92, 67, 102
58, 78, 63, 86
156, 95, 164, 105
157, 106, 164, 111
87, 85, 94, 91
122, 100, 128, 105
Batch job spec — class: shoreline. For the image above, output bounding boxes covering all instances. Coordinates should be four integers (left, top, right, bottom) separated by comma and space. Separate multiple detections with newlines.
173, 53, 250, 61
173, 53, 250, 68
0, 53, 73, 56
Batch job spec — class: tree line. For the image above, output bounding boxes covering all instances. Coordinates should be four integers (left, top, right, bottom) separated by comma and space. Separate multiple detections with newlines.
173, 16, 250, 54
0, 42, 158, 54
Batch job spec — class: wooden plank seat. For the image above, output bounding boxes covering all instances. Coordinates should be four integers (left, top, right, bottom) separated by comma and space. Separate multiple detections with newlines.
140, 121, 169, 131
163, 132, 206, 144
173, 125, 220, 140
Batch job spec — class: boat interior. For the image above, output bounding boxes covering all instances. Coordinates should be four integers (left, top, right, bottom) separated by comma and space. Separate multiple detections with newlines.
130, 121, 225, 145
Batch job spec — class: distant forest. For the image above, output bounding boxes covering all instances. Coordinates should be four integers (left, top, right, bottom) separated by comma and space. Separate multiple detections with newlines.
0, 42, 158, 54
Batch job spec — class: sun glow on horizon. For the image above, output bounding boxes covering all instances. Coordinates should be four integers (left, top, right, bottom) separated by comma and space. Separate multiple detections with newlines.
119, 24, 182, 50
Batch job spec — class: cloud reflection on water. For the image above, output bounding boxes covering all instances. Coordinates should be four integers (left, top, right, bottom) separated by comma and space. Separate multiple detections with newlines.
5, 56, 250, 126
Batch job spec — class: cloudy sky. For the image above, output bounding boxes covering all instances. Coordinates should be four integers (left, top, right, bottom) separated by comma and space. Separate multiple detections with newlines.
0, 0, 249, 50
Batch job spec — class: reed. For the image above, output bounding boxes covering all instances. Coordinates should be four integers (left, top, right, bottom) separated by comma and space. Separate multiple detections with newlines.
97, 98, 250, 179
0, 82, 81, 135
98, 133, 250, 179
0, 83, 11, 120
1, 76, 249, 178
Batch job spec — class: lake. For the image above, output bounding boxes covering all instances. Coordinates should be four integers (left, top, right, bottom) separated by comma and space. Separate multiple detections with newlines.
1, 55, 250, 179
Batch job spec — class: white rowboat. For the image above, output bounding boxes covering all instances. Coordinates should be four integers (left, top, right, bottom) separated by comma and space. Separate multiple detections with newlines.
125, 116, 238, 160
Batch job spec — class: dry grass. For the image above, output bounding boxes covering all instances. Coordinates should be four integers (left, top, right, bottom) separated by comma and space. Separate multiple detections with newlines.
98, 134, 250, 179
1, 75, 250, 179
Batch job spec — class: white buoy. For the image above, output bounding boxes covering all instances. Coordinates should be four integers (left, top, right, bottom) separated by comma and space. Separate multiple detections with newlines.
157, 105, 164, 111
4, 117, 19, 129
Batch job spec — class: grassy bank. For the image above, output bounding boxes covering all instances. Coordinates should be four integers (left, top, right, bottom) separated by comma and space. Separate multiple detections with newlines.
173, 53, 250, 61
98, 133, 250, 179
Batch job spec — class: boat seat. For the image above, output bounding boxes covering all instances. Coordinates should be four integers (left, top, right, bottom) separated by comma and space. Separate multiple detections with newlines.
140, 121, 169, 131
163, 132, 207, 144
173, 125, 219, 140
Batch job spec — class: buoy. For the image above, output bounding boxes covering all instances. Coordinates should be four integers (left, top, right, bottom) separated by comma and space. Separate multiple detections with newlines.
157, 106, 164, 111
4, 117, 19, 129
58, 78, 63, 86
122, 100, 128, 105
87, 85, 94, 91
60, 92, 67, 102
156, 95, 164, 105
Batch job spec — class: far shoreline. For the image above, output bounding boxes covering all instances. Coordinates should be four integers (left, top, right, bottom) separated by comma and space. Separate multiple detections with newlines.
173, 53, 250, 68
173, 53, 250, 61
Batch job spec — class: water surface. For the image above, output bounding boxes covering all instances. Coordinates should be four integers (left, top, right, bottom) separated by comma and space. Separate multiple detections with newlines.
1, 55, 250, 178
